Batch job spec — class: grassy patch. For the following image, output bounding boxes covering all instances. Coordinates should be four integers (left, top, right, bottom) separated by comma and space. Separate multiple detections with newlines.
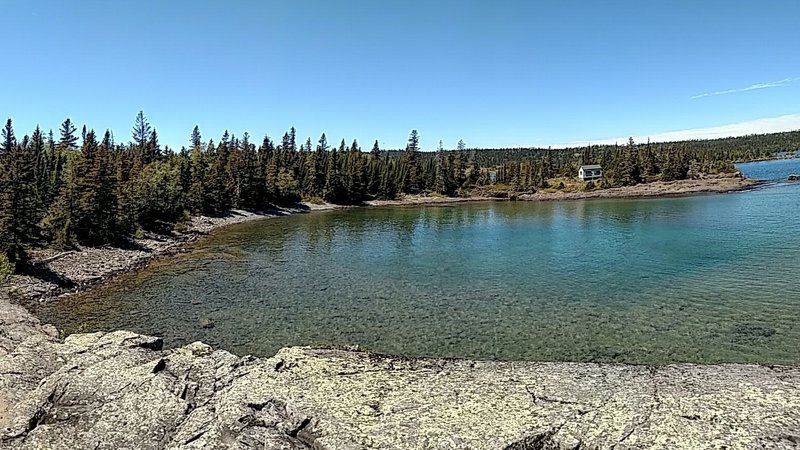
547, 177, 586, 193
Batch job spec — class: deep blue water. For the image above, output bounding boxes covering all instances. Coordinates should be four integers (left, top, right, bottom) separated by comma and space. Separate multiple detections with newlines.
34, 158, 800, 364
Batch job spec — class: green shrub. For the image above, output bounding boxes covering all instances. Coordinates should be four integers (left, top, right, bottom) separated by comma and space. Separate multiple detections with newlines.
0, 254, 15, 285
173, 221, 188, 234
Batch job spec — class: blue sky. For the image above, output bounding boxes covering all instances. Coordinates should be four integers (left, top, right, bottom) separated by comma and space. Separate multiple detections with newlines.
3, 0, 800, 149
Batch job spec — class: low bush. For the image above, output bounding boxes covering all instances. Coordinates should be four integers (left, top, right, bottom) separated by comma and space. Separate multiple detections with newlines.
0, 254, 15, 285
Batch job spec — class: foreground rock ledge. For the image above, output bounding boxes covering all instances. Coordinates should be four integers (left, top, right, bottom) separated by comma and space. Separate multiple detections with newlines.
1, 297, 799, 449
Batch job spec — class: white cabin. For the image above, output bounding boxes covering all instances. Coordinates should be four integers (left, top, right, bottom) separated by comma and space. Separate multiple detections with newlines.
578, 165, 603, 181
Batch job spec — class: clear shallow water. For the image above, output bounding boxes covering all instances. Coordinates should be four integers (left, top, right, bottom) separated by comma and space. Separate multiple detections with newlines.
34, 159, 800, 364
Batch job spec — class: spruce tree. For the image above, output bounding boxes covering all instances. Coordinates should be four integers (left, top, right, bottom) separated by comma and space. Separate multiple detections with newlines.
378, 159, 396, 200
28, 127, 48, 230
132, 111, 155, 166
466, 152, 480, 186
434, 141, 448, 195
323, 146, 343, 203
288, 127, 297, 152
91, 131, 119, 243
59, 118, 78, 150
265, 147, 280, 202
370, 140, 380, 159
0, 122, 40, 260
208, 138, 231, 211
1, 119, 15, 153
188, 142, 207, 212
190, 125, 202, 148
402, 129, 420, 193
617, 137, 641, 186
281, 131, 292, 152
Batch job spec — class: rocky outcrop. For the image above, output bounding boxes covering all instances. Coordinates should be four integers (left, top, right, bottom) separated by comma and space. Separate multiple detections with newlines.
2, 293, 799, 449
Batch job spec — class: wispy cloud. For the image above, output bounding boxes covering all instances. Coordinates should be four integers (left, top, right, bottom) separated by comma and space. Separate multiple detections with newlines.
556, 114, 800, 148
691, 77, 799, 99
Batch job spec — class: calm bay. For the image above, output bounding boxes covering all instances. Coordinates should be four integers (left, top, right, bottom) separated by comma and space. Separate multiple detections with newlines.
33, 158, 800, 364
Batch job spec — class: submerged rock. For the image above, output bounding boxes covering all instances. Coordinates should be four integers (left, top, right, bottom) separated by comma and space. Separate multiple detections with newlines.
2, 292, 800, 449
733, 323, 777, 341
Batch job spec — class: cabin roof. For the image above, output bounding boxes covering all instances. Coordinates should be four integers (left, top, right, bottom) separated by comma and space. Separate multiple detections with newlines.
580, 165, 602, 170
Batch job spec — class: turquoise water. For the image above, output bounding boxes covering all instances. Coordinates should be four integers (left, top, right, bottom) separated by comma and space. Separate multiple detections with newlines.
34, 159, 800, 364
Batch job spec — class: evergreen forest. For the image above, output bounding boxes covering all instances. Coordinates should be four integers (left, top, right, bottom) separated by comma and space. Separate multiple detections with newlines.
1, 111, 799, 268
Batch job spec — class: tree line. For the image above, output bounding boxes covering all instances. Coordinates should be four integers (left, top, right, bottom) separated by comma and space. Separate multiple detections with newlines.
1, 112, 799, 267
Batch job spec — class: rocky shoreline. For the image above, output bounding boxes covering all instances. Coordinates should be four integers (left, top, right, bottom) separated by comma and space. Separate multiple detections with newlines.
7, 204, 337, 302
1, 292, 799, 449
6, 175, 757, 303
368, 174, 757, 206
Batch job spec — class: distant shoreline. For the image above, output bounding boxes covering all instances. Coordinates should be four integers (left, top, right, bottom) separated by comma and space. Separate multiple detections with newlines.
4, 174, 757, 303
734, 153, 799, 164
368, 173, 757, 206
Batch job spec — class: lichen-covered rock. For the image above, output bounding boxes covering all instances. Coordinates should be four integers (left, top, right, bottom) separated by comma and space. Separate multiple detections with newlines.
2, 292, 800, 449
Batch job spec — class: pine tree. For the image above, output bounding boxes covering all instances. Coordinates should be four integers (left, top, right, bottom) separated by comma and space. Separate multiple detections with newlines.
92, 131, 118, 243
58, 118, 78, 150
282, 128, 298, 152
640, 138, 657, 180
74, 129, 101, 243
288, 127, 297, 152
370, 140, 380, 159
265, 148, 279, 202
466, 152, 480, 186
542, 146, 554, 179
302, 150, 319, 198
190, 125, 202, 148
188, 141, 208, 212
43, 129, 61, 203
323, 146, 343, 203
149, 128, 161, 161
1, 119, 15, 153
402, 129, 420, 193
317, 133, 329, 152
132, 111, 155, 166
453, 148, 467, 189
29, 127, 48, 229
208, 138, 231, 211
343, 139, 365, 203
0, 122, 41, 260
378, 158, 396, 200
41, 154, 78, 249
366, 157, 382, 196
617, 137, 641, 186
312, 133, 329, 196
238, 132, 260, 207
228, 134, 245, 208
434, 140, 448, 195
